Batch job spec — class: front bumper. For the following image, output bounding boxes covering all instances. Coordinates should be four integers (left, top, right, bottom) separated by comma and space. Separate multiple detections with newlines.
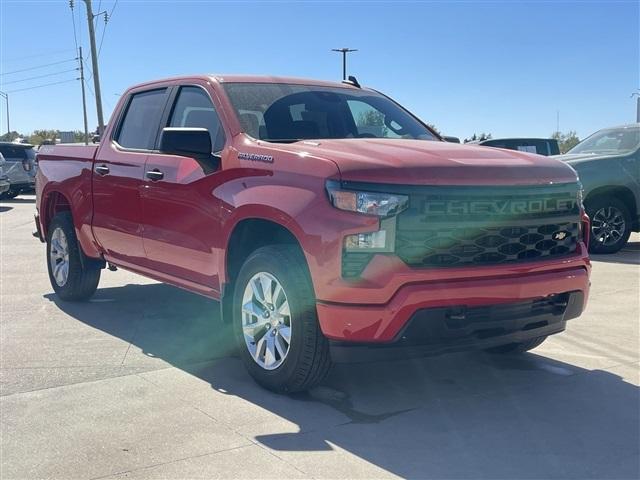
329, 290, 583, 362
316, 265, 589, 349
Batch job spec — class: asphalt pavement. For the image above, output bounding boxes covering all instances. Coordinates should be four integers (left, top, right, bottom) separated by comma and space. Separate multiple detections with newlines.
1, 195, 639, 479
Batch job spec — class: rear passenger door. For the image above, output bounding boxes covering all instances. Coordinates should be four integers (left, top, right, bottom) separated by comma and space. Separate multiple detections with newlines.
140, 84, 228, 293
92, 87, 170, 265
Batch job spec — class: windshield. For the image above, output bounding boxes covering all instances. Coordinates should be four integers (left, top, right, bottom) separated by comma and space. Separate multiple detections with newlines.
568, 126, 640, 155
222, 82, 437, 143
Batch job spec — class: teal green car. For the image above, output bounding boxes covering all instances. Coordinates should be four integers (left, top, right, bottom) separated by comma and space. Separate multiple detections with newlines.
554, 124, 640, 254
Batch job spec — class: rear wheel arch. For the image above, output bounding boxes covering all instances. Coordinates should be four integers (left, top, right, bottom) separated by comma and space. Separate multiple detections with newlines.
42, 191, 72, 237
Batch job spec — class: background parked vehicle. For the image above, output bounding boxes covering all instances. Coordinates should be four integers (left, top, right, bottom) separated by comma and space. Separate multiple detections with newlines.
473, 138, 561, 156
553, 123, 640, 254
0, 142, 38, 199
0, 154, 10, 195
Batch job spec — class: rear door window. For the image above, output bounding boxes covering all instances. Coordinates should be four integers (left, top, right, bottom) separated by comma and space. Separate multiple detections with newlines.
116, 89, 168, 150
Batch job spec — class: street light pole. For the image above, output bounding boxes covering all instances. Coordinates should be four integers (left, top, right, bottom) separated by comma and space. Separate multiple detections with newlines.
82, 0, 105, 135
0, 91, 9, 136
331, 48, 358, 81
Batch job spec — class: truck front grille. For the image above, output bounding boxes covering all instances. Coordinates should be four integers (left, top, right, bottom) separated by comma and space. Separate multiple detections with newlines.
395, 222, 578, 267
394, 183, 581, 268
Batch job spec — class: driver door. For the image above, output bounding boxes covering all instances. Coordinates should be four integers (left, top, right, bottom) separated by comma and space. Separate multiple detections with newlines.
141, 84, 228, 294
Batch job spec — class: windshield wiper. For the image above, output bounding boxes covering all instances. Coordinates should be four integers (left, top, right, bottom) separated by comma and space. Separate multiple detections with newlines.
260, 138, 303, 144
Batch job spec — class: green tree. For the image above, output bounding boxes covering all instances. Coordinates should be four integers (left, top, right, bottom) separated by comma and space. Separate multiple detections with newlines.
427, 124, 441, 135
28, 129, 59, 146
464, 132, 492, 143
73, 130, 88, 143
551, 130, 580, 154
0, 131, 24, 142
357, 110, 388, 137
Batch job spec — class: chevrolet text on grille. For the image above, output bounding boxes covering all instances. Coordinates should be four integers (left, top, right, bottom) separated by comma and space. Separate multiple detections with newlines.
422, 198, 576, 216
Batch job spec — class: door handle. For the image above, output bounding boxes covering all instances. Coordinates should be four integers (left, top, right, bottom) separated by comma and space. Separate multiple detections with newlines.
95, 165, 110, 176
146, 169, 164, 181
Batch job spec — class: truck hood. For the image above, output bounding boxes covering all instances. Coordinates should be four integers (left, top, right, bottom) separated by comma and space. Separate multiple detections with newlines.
278, 138, 578, 186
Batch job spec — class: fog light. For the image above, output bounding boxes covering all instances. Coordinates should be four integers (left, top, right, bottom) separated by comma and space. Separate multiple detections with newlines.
345, 231, 387, 250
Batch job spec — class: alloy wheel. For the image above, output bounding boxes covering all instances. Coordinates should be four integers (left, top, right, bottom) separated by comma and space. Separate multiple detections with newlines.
241, 272, 292, 370
591, 206, 626, 247
49, 227, 70, 287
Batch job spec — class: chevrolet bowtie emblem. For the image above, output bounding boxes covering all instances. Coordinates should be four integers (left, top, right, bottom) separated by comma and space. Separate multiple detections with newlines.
553, 231, 568, 241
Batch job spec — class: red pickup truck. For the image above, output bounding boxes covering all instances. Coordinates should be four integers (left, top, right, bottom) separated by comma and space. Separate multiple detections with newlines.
35, 75, 591, 392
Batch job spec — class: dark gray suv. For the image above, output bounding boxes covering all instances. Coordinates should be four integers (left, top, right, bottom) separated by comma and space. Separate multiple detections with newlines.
554, 124, 640, 254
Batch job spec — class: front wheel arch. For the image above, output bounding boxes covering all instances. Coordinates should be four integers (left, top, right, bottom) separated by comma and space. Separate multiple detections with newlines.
222, 218, 310, 323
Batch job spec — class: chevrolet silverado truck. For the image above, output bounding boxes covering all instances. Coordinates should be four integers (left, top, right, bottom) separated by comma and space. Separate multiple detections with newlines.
35, 75, 591, 392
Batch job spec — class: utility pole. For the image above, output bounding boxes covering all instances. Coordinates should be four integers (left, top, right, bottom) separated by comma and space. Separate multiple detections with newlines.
78, 47, 89, 145
82, 0, 105, 135
331, 48, 358, 81
0, 91, 8, 136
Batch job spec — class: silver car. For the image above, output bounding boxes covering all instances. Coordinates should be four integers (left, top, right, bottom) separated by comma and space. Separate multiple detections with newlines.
0, 142, 37, 199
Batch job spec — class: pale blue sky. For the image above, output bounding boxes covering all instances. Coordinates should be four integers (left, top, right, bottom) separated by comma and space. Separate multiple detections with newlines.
0, 0, 638, 139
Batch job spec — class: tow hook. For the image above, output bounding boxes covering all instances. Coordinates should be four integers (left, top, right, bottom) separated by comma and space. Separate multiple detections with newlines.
108, 263, 118, 272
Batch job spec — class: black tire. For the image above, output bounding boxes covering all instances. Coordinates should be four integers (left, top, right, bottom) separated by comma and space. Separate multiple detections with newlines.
585, 196, 632, 254
485, 336, 547, 354
46, 212, 101, 301
232, 245, 331, 393
0, 189, 19, 200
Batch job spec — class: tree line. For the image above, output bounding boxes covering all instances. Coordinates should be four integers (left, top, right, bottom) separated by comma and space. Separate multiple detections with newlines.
0, 130, 90, 145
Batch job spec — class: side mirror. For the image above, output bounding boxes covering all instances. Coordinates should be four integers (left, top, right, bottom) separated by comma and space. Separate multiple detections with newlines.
22, 159, 32, 172
160, 127, 212, 157
442, 135, 461, 143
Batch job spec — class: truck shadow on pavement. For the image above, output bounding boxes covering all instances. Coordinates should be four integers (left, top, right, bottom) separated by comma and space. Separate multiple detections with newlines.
45, 284, 640, 479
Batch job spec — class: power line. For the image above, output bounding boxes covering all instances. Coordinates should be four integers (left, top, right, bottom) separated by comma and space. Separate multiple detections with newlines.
5, 78, 78, 94
70, 0, 79, 52
1, 49, 76, 65
1, 68, 79, 86
0, 59, 78, 77
98, 0, 119, 57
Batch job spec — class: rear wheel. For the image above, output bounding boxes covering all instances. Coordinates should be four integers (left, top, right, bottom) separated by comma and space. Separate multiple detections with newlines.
585, 196, 632, 254
46, 212, 101, 301
233, 245, 331, 393
485, 336, 547, 354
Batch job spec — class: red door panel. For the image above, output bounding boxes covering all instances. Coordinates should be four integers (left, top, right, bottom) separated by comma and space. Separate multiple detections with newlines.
91, 146, 147, 263
141, 153, 224, 292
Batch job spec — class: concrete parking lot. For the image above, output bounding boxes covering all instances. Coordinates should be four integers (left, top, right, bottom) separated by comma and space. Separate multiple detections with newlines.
1, 194, 639, 479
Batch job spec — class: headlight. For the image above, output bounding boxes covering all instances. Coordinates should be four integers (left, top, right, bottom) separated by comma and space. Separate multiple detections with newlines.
326, 181, 408, 217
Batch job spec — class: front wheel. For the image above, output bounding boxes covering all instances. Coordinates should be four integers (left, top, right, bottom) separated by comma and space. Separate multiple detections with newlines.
46, 212, 101, 301
233, 245, 331, 393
